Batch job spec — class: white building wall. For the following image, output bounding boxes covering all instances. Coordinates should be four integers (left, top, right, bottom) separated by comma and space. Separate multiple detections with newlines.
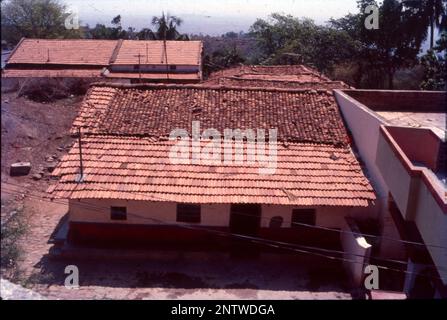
110, 64, 199, 73
70, 199, 374, 230
413, 181, 447, 286
334, 90, 389, 201
334, 90, 405, 259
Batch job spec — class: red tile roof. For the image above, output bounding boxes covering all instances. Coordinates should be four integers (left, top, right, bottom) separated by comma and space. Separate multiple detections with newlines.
6, 39, 117, 65
111, 40, 202, 66
205, 65, 331, 84
50, 136, 375, 206
1, 68, 104, 78
72, 84, 349, 146
50, 83, 375, 205
215, 77, 350, 90
3, 38, 203, 81
105, 72, 200, 81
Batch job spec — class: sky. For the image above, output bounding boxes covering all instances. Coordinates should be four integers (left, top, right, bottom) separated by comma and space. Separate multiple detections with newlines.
64, 0, 360, 35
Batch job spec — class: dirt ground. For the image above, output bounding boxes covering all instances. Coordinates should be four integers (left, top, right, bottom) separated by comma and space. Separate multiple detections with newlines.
0, 89, 355, 300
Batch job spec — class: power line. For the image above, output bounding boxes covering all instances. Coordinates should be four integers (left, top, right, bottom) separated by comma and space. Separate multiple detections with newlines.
3, 179, 447, 251
2, 185, 447, 281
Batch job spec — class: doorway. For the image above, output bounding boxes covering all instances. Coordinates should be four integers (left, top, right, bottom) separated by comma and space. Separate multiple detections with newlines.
229, 204, 261, 236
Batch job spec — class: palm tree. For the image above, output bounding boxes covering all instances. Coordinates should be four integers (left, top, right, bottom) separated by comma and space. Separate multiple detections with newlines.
151, 12, 188, 40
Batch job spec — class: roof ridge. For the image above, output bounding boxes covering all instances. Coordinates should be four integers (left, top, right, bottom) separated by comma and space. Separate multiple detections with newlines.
109, 39, 123, 64
21, 37, 119, 42
88, 81, 334, 94
226, 76, 341, 84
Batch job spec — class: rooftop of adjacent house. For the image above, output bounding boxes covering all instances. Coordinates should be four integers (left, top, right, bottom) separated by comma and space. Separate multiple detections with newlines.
72, 83, 348, 145
6, 38, 118, 65
214, 77, 350, 90
376, 111, 445, 140
48, 83, 376, 206
207, 65, 326, 77
341, 89, 446, 141
337, 89, 446, 201
110, 40, 202, 66
203, 64, 338, 92
6, 38, 203, 67
2, 38, 203, 80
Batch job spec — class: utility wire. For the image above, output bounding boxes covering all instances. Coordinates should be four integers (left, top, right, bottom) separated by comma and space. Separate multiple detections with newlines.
3, 179, 447, 251
2, 185, 447, 281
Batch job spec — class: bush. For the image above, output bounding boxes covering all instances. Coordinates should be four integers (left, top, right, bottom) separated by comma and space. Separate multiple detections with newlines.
1, 206, 26, 271
18, 78, 93, 102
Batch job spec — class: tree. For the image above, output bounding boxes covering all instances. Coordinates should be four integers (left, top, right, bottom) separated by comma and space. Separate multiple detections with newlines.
89, 24, 112, 39
249, 13, 358, 74
331, 0, 427, 89
420, 31, 447, 89
87, 15, 130, 39
1, 0, 82, 44
137, 28, 155, 40
203, 46, 245, 77
405, 0, 446, 49
150, 12, 189, 40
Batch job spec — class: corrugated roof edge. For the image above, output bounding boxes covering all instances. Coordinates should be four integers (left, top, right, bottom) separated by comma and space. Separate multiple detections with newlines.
87, 81, 335, 95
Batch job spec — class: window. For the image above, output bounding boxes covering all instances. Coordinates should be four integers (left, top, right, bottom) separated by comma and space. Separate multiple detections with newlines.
291, 209, 316, 227
133, 64, 140, 70
111, 206, 127, 220
269, 216, 283, 228
169, 65, 177, 70
177, 204, 201, 223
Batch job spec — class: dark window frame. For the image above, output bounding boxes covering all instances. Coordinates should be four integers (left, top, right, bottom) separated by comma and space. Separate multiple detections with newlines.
169, 65, 177, 70
291, 209, 316, 227
177, 204, 201, 223
111, 206, 127, 220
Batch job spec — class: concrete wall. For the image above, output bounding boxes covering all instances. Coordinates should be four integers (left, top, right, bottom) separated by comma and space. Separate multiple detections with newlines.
377, 127, 447, 286
342, 90, 446, 112
376, 133, 414, 219
110, 64, 199, 73
334, 90, 405, 258
69, 199, 229, 226
334, 90, 389, 202
386, 127, 441, 172
413, 180, 447, 285
69, 199, 375, 229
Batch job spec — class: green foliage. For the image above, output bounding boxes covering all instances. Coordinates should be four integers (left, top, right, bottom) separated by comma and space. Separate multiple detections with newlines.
420, 32, 447, 90
249, 13, 357, 74
405, 0, 446, 48
150, 13, 189, 40
330, 0, 428, 88
87, 15, 135, 39
203, 46, 245, 77
1, 207, 27, 271
1, 0, 83, 44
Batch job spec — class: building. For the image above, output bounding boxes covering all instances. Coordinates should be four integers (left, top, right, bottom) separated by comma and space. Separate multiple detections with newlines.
2, 38, 203, 82
204, 64, 350, 90
48, 83, 376, 252
335, 89, 447, 298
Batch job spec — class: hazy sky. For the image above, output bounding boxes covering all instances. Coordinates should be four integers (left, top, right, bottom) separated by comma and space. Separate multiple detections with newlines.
65, 0, 359, 35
